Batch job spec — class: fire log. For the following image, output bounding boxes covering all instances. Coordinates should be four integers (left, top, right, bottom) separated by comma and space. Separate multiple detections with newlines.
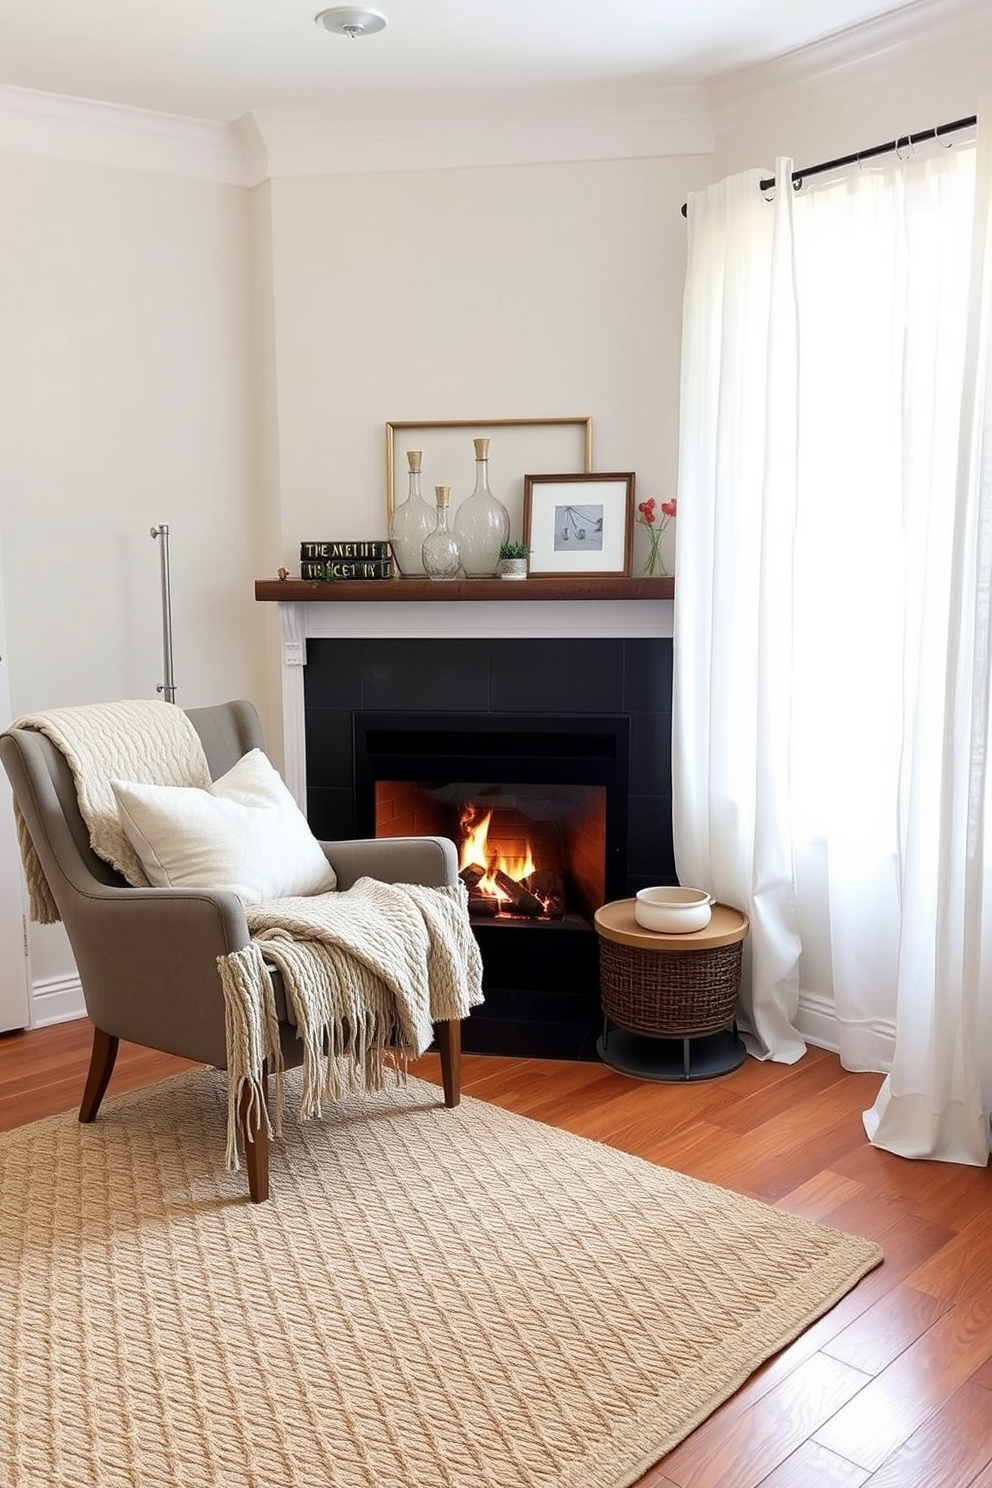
460, 863, 487, 889
491, 868, 545, 918
525, 869, 565, 919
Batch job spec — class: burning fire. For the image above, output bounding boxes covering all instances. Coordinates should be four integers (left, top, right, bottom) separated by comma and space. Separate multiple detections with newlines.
458, 805, 535, 901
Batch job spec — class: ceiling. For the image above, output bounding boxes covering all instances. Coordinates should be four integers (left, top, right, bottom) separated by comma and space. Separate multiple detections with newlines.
0, 0, 927, 127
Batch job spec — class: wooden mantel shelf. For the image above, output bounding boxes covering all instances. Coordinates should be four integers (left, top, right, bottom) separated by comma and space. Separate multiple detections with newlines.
255, 575, 674, 603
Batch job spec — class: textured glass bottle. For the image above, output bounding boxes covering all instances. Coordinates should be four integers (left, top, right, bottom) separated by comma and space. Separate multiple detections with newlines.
422, 486, 461, 580
453, 437, 510, 577
388, 449, 435, 577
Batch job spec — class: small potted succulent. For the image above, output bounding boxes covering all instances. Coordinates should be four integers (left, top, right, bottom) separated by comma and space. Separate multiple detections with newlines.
497, 541, 530, 580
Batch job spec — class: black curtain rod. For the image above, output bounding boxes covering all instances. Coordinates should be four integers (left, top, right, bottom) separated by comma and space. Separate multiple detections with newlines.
680, 114, 977, 217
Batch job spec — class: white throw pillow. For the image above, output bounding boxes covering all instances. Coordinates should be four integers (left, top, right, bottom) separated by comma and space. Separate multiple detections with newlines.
111, 748, 337, 903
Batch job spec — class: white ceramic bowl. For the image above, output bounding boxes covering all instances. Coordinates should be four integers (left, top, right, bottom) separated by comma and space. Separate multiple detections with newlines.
634, 886, 713, 934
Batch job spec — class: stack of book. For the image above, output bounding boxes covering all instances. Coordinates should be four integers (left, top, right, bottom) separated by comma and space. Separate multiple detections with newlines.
299, 540, 394, 581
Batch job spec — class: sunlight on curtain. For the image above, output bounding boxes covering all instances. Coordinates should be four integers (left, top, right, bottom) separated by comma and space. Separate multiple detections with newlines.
674, 161, 805, 1064
676, 123, 992, 1163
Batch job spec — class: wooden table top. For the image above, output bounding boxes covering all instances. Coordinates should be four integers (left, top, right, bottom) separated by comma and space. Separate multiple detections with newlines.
594, 898, 750, 952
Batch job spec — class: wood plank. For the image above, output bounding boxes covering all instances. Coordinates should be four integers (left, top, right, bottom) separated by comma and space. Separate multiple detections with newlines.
906, 1216, 992, 1305
814, 1292, 992, 1471
776, 1170, 867, 1223
821, 1284, 950, 1376
718, 1048, 867, 1136
859, 1379, 992, 1487
831, 1141, 992, 1230
714, 1081, 888, 1203
659, 1353, 870, 1488
755, 1441, 870, 1488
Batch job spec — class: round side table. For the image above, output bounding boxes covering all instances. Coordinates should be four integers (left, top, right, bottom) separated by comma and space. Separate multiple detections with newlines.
594, 898, 749, 1082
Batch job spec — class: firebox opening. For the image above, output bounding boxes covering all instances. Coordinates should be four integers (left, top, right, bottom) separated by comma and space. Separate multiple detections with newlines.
374, 780, 607, 924
354, 710, 630, 931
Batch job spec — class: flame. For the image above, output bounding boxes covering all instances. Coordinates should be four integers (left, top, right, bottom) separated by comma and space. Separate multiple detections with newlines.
459, 805, 536, 900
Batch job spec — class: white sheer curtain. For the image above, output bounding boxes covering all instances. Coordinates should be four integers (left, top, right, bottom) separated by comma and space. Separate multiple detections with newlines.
675, 118, 992, 1163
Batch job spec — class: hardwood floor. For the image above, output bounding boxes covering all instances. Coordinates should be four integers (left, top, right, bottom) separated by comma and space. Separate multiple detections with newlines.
2, 1019, 990, 1487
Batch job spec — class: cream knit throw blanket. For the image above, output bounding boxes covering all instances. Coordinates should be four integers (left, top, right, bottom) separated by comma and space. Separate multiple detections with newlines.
11, 700, 212, 921
217, 879, 485, 1170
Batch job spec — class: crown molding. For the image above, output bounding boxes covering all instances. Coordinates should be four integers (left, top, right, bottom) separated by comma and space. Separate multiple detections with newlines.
0, 84, 251, 184
244, 82, 712, 183
0, 76, 712, 187
708, 0, 991, 134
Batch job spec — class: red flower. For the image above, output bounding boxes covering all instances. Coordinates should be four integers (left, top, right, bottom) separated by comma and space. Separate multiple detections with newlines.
636, 496, 675, 574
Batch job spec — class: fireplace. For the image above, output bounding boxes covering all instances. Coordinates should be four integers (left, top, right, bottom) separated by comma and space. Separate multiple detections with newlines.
302, 634, 674, 1058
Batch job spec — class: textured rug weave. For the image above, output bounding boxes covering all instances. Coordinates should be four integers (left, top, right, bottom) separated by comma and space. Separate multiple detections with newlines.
0, 1070, 882, 1488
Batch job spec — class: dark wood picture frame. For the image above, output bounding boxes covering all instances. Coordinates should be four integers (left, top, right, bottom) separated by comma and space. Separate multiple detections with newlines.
523, 472, 635, 577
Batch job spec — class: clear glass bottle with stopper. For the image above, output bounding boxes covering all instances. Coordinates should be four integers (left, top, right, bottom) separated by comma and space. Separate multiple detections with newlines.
453, 437, 510, 577
388, 449, 435, 577
422, 486, 461, 580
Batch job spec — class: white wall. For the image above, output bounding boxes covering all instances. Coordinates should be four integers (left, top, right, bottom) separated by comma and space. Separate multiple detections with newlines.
261, 155, 707, 573
0, 151, 268, 997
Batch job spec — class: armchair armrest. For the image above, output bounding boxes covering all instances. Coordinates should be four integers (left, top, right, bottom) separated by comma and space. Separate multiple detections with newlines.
64, 882, 252, 1068
322, 835, 459, 891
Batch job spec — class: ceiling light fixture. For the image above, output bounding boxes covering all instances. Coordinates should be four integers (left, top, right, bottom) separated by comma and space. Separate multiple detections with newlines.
314, 6, 387, 39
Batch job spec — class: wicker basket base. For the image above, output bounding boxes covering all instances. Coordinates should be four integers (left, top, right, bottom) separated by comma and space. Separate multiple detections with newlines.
598, 935, 743, 1039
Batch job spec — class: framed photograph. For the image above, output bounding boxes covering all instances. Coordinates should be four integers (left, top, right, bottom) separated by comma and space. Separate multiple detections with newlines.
523, 473, 635, 577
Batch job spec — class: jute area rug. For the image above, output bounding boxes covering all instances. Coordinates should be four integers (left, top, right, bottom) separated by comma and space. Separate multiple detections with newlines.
0, 1069, 882, 1488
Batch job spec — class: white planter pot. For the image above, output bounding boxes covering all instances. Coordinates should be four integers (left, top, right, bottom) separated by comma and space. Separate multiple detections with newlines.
498, 558, 528, 580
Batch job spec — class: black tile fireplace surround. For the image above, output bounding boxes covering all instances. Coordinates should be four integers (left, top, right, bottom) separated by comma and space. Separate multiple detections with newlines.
303, 636, 674, 1060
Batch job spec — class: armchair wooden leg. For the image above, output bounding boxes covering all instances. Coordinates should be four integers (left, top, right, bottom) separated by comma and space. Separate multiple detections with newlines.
435, 1019, 462, 1108
240, 1076, 270, 1204
79, 1027, 119, 1124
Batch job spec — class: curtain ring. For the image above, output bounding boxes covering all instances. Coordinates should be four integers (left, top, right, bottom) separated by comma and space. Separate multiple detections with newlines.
896, 135, 914, 160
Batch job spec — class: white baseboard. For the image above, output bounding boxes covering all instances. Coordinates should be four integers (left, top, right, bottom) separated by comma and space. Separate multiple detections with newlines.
30, 974, 85, 1027
796, 989, 895, 1071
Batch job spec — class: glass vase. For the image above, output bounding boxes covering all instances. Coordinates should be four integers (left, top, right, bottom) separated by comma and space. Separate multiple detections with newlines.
422, 486, 461, 580
388, 449, 435, 577
453, 437, 510, 577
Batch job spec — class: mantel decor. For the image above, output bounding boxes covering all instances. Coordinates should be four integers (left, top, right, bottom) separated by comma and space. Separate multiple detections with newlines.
524, 472, 635, 578
384, 418, 593, 528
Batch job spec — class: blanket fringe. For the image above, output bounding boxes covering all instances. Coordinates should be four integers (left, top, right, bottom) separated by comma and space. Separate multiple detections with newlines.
256, 937, 405, 1122
216, 941, 283, 1171
218, 879, 484, 1171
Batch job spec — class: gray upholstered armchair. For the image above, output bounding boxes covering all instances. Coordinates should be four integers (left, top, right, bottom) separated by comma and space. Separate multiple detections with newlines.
0, 699, 463, 1203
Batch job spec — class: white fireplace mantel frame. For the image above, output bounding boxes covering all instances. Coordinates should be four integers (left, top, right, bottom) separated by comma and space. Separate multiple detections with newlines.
275, 597, 674, 805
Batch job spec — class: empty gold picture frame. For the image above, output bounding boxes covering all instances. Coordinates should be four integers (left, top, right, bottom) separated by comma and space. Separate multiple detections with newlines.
385, 418, 593, 530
